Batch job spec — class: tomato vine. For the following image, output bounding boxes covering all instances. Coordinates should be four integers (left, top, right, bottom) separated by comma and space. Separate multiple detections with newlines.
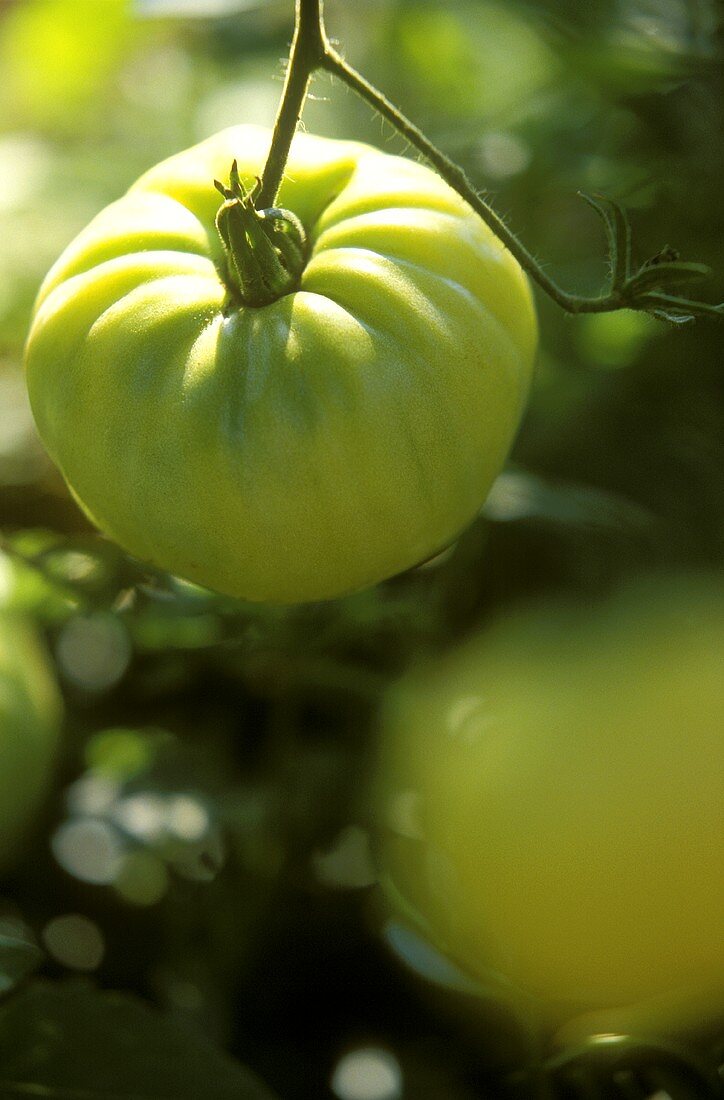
259, 0, 723, 324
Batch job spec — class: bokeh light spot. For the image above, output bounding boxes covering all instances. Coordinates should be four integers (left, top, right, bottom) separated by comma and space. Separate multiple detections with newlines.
84, 728, 156, 780
51, 819, 125, 885
113, 794, 168, 843
166, 795, 209, 842
56, 614, 131, 692
476, 132, 531, 179
578, 311, 657, 369
312, 826, 376, 890
330, 1047, 402, 1100
114, 849, 169, 907
65, 774, 120, 818
42, 913, 105, 971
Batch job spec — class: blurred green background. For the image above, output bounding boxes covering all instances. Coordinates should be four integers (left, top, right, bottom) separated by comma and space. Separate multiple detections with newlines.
0, 0, 721, 1097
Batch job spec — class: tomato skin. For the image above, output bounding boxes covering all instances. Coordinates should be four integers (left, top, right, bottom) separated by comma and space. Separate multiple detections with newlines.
376, 576, 724, 1038
24, 126, 536, 603
0, 615, 61, 871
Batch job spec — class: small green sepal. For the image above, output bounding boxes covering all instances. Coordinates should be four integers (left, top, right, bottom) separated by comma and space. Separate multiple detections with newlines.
214, 160, 308, 309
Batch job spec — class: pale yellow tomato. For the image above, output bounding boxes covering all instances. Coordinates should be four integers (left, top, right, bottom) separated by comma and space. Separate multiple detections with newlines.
25, 126, 536, 603
376, 575, 724, 1038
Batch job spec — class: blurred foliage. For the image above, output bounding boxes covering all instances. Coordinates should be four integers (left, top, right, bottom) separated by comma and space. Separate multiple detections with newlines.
0, 980, 275, 1097
0, 0, 721, 1097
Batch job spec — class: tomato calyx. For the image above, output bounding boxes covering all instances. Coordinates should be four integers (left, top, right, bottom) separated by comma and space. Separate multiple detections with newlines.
214, 160, 308, 310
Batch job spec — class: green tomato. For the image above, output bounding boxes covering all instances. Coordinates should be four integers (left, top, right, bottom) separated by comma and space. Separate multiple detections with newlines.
24, 126, 536, 603
376, 575, 724, 1040
0, 613, 61, 871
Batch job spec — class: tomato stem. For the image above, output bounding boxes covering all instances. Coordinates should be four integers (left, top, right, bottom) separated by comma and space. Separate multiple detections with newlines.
215, 164, 307, 308
257, 0, 722, 322
320, 48, 722, 322
256, 0, 327, 209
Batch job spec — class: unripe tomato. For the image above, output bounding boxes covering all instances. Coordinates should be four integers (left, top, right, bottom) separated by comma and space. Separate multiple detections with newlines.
24, 126, 536, 603
376, 576, 724, 1039
0, 614, 62, 870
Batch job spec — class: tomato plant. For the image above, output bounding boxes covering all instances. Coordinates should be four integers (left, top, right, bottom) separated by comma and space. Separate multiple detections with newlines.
0, 614, 61, 870
7, 0, 723, 1093
376, 575, 724, 1042
23, 125, 536, 604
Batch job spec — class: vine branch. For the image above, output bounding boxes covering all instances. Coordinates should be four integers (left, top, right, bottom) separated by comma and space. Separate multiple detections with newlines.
258, 0, 722, 322
256, 0, 327, 208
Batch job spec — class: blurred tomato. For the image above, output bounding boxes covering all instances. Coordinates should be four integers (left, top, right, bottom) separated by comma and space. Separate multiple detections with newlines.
0, 613, 61, 870
376, 575, 724, 1040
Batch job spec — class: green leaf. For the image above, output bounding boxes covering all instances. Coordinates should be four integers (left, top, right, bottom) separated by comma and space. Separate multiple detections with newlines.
650, 307, 696, 325
629, 261, 712, 294
579, 191, 632, 289
638, 292, 724, 323
0, 981, 277, 1099
0, 935, 43, 997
